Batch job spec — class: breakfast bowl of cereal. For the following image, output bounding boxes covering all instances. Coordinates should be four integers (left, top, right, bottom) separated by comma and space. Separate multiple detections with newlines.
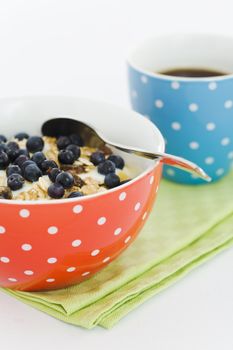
0, 96, 164, 291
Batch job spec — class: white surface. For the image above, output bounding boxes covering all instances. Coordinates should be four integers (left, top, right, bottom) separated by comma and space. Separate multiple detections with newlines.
0, 0, 232, 349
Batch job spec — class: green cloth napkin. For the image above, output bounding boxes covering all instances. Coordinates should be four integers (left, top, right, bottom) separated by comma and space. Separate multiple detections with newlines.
1, 171, 233, 329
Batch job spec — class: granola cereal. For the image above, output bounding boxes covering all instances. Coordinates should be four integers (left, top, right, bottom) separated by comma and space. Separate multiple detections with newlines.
0, 129, 133, 200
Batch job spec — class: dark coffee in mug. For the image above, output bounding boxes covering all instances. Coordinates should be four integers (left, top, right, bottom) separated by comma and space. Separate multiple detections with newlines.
159, 67, 227, 78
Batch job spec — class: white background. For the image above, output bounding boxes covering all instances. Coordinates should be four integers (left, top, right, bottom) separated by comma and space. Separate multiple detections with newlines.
0, 1, 232, 349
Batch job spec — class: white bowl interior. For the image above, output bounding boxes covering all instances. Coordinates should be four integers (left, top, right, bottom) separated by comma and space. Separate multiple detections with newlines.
128, 34, 233, 78
0, 96, 165, 177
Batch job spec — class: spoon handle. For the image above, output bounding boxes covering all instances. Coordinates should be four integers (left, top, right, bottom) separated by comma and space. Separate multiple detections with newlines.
106, 142, 211, 182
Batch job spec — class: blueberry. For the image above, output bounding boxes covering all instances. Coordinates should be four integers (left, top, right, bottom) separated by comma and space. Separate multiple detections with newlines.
67, 191, 84, 198
7, 173, 24, 190
14, 155, 30, 168
57, 136, 71, 150
108, 155, 125, 169
24, 164, 42, 182
104, 173, 120, 188
7, 149, 20, 162
14, 132, 29, 140
48, 183, 65, 199
69, 133, 83, 146
6, 142, 20, 161
90, 151, 105, 165
97, 160, 115, 175
56, 172, 74, 189
6, 165, 22, 177
0, 152, 10, 170
0, 135, 7, 143
6, 149, 19, 162
48, 168, 62, 183
26, 136, 44, 153
31, 152, 46, 166
0, 143, 7, 152
40, 160, 58, 174
58, 150, 75, 165
18, 149, 30, 157
7, 141, 19, 150
21, 160, 35, 172
66, 144, 80, 160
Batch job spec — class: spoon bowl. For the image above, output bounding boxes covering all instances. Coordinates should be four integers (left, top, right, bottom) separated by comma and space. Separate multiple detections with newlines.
42, 117, 211, 182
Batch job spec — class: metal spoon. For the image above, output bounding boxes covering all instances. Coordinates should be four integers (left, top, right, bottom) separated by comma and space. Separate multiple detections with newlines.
42, 118, 211, 182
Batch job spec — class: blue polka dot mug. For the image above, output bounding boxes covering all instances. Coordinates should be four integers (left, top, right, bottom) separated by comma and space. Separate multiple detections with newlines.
127, 34, 233, 184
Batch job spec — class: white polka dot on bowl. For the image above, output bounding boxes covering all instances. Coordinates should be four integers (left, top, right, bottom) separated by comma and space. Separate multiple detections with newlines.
82, 271, 90, 276
47, 257, 57, 264
47, 226, 58, 235
208, 82, 217, 90
124, 236, 131, 244
91, 249, 100, 256
224, 100, 233, 109
134, 202, 141, 211
66, 267, 76, 272
24, 270, 34, 276
114, 227, 122, 236
189, 103, 199, 112
171, 122, 181, 130
206, 122, 216, 131
149, 175, 154, 185
205, 157, 215, 165
73, 205, 83, 214
142, 212, 147, 221
46, 278, 55, 283
72, 239, 82, 248
21, 243, 32, 251
97, 217, 106, 225
119, 192, 127, 201
19, 209, 30, 218
221, 137, 230, 146
103, 257, 110, 263
8, 278, 17, 282
154, 99, 164, 108
0, 256, 10, 263
171, 81, 180, 90
189, 142, 199, 150
0, 226, 6, 234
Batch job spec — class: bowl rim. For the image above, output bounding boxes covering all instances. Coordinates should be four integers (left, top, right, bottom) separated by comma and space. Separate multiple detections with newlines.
0, 95, 165, 206
127, 33, 233, 82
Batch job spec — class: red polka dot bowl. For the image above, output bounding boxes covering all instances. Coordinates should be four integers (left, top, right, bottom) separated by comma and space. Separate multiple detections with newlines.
0, 96, 164, 291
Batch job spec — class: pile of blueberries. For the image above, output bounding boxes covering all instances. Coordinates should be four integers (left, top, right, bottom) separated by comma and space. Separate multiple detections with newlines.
0, 132, 127, 200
